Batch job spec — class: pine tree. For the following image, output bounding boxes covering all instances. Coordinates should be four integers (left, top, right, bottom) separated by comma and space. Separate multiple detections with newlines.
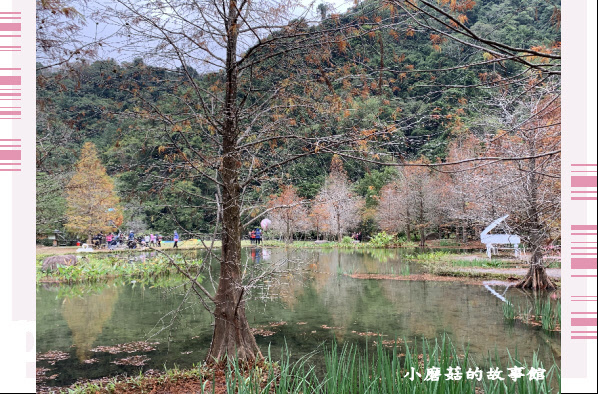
65, 142, 123, 243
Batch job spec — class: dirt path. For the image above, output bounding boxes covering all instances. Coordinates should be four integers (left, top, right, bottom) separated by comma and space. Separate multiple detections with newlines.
452, 267, 561, 278
347, 273, 490, 285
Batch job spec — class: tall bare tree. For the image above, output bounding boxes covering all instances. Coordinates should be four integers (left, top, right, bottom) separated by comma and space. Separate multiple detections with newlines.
316, 156, 364, 242
93, 0, 392, 362
37, 0, 563, 367
441, 85, 560, 289
268, 185, 308, 243
376, 181, 404, 235
486, 93, 560, 289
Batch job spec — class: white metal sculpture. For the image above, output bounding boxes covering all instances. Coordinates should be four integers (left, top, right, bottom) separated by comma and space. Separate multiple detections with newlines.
480, 215, 521, 259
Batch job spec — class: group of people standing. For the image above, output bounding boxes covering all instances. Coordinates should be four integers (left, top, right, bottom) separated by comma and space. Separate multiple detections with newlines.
249, 228, 263, 244
126, 231, 162, 249
126, 231, 170, 249
91, 231, 174, 249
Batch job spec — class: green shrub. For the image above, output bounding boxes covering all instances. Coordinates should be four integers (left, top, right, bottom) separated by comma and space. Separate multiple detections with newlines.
368, 231, 395, 247
342, 236, 354, 244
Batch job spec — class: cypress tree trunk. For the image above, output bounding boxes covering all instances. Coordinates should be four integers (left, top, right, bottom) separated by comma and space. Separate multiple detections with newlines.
418, 199, 425, 247
207, 121, 262, 363
515, 254, 556, 290
516, 228, 556, 290
515, 155, 556, 290
207, 0, 261, 362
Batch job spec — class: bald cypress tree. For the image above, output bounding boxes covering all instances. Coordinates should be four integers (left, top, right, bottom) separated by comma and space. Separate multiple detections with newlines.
65, 142, 123, 243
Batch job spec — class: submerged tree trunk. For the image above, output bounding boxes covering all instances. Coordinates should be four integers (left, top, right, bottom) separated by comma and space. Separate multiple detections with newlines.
207, 136, 262, 362
515, 250, 556, 290
208, 207, 262, 361
516, 227, 556, 290
207, 2, 261, 362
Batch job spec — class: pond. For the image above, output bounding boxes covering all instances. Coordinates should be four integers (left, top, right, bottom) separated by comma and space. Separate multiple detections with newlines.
36, 247, 560, 388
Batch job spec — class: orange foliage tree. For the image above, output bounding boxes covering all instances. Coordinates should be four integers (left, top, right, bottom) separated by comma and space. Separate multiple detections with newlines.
441, 134, 493, 243
65, 142, 123, 243
442, 91, 560, 290
267, 185, 308, 243
308, 201, 332, 241
397, 160, 446, 247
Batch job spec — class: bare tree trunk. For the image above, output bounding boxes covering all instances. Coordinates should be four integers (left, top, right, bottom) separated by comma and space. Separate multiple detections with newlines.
516, 248, 556, 290
207, 1, 261, 362
418, 199, 425, 248
405, 206, 411, 242
516, 220, 556, 289
208, 138, 262, 362
515, 156, 555, 290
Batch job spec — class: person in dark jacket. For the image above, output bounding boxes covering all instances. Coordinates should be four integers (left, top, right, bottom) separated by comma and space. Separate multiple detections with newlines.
127, 231, 136, 249
255, 228, 262, 245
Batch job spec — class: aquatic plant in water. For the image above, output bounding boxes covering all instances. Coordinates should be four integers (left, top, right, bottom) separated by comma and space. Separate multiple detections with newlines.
368, 231, 395, 248
66, 336, 560, 394
400, 265, 410, 276
37, 255, 203, 284
503, 301, 516, 322
503, 297, 560, 332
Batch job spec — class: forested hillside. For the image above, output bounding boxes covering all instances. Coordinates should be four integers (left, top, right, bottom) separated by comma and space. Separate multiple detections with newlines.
36, 0, 560, 241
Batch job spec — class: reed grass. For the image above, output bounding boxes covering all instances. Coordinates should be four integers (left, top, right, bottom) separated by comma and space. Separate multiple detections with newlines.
67, 335, 559, 394
503, 301, 516, 322
214, 336, 559, 394
399, 265, 410, 276
503, 297, 561, 332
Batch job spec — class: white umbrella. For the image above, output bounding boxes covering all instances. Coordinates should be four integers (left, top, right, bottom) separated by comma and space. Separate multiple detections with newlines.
260, 218, 272, 231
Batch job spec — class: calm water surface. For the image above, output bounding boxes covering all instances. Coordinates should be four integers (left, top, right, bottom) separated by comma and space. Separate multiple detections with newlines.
36, 248, 560, 387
